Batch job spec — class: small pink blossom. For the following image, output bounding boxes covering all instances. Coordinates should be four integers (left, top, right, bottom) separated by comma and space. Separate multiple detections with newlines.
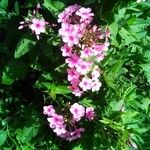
70, 78, 80, 86
53, 125, 66, 136
62, 30, 79, 47
91, 80, 102, 92
91, 67, 101, 80
66, 54, 81, 68
69, 85, 83, 97
86, 107, 95, 120
47, 114, 64, 128
70, 103, 85, 121
76, 7, 94, 24
18, 25, 24, 29
59, 23, 73, 36
67, 128, 85, 141
58, 4, 81, 23
80, 47, 93, 58
67, 68, 80, 81
96, 53, 105, 62
79, 77, 92, 91
43, 105, 55, 116
29, 18, 46, 39
60, 44, 72, 57
76, 60, 92, 75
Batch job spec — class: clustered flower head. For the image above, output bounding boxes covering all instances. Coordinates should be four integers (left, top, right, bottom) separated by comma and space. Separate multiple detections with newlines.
18, 4, 49, 40
58, 4, 110, 96
43, 103, 95, 141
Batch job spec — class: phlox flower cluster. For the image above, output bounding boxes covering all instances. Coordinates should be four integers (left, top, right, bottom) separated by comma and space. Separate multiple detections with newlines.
18, 4, 49, 40
58, 4, 110, 96
43, 103, 95, 141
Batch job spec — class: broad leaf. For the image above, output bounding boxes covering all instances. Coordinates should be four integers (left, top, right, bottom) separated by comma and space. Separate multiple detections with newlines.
15, 35, 36, 58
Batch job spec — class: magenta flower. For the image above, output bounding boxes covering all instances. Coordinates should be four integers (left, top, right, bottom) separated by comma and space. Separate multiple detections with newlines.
67, 68, 80, 81
43, 105, 55, 117
47, 114, 64, 128
53, 125, 66, 136
69, 85, 83, 97
43, 103, 95, 141
86, 107, 95, 120
60, 44, 72, 57
70, 103, 85, 121
58, 5, 110, 96
66, 54, 81, 68
91, 66, 101, 80
91, 80, 102, 92
79, 77, 92, 91
76, 7, 94, 24
67, 128, 85, 141
76, 60, 92, 75
29, 18, 46, 39
80, 47, 93, 58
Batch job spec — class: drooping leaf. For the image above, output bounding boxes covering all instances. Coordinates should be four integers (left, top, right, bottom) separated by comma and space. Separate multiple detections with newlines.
0, 130, 7, 146
43, 0, 65, 17
15, 35, 36, 58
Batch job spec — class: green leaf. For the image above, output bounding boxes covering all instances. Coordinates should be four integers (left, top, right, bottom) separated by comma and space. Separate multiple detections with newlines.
0, 0, 8, 10
16, 126, 38, 144
47, 35, 61, 46
80, 98, 95, 108
72, 145, 83, 150
15, 35, 36, 58
2, 59, 28, 81
1, 71, 14, 85
55, 86, 71, 94
141, 98, 150, 113
119, 27, 138, 45
0, 130, 7, 146
141, 63, 150, 84
43, 0, 65, 17
121, 111, 139, 124
109, 22, 119, 37
110, 100, 124, 111
100, 118, 124, 131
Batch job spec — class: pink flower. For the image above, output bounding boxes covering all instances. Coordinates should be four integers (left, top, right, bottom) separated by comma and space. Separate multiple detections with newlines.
91, 80, 102, 92
76, 60, 92, 75
58, 4, 81, 23
66, 128, 85, 141
53, 125, 66, 136
59, 23, 73, 36
80, 47, 93, 58
47, 114, 64, 128
86, 107, 95, 120
76, 7, 94, 24
60, 44, 72, 57
66, 54, 81, 68
59, 24, 84, 47
62, 30, 79, 47
79, 77, 92, 91
67, 68, 80, 81
91, 66, 101, 80
69, 85, 83, 97
96, 53, 105, 62
43, 105, 55, 116
29, 18, 46, 39
70, 103, 85, 121
70, 79, 80, 86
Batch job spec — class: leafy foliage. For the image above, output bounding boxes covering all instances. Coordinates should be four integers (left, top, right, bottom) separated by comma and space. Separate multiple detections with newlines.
0, 0, 150, 149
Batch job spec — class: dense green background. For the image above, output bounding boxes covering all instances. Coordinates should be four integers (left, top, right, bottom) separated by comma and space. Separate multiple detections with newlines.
0, 0, 150, 149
